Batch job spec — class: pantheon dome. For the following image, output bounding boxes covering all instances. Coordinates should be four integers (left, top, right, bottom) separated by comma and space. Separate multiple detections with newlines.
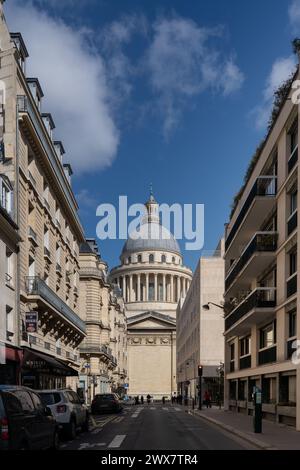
110, 192, 192, 318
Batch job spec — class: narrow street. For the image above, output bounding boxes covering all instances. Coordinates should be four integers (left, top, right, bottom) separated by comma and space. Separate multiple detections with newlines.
61, 404, 256, 450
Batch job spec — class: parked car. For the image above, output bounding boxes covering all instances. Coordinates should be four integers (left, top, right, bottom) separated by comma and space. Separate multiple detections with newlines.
91, 393, 123, 414
39, 389, 89, 440
0, 385, 59, 450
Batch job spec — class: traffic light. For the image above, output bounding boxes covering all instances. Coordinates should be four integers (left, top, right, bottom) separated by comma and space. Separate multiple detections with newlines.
198, 365, 203, 377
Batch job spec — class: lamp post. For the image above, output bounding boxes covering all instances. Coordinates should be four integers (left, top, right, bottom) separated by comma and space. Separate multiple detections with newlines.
202, 302, 224, 311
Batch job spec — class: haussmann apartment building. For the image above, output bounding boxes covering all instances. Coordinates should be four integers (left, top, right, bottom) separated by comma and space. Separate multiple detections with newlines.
224, 68, 300, 429
0, 4, 87, 389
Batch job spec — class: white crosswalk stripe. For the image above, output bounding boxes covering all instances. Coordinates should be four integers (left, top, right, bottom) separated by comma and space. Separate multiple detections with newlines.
108, 435, 126, 448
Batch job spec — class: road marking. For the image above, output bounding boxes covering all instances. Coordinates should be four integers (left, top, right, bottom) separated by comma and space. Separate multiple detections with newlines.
131, 407, 143, 418
79, 442, 106, 450
108, 435, 126, 448
114, 416, 124, 423
162, 407, 169, 410
175, 407, 181, 411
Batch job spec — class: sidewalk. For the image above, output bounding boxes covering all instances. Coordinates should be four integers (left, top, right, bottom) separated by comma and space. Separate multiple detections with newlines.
184, 405, 300, 450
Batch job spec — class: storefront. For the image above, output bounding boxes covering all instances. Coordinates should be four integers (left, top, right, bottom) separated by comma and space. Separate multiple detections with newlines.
0, 345, 22, 385
21, 348, 78, 389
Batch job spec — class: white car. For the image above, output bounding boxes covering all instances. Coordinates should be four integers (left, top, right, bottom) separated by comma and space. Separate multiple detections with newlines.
39, 389, 89, 439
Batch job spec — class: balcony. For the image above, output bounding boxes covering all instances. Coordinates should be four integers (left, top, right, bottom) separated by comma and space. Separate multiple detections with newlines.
258, 346, 277, 365
287, 211, 297, 236
225, 287, 276, 334
225, 232, 277, 295
17, 96, 82, 230
288, 146, 298, 174
28, 226, 38, 246
287, 273, 297, 298
226, 176, 277, 257
239, 355, 251, 370
26, 276, 85, 334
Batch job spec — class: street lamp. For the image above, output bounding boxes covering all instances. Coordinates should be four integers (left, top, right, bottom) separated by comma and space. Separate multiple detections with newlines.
202, 302, 224, 311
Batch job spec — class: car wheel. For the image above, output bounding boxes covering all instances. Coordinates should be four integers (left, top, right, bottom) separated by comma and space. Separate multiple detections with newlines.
81, 414, 89, 433
52, 430, 60, 450
67, 418, 76, 440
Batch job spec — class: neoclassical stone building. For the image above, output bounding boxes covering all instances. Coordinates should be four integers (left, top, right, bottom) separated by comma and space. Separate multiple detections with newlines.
79, 239, 127, 403
110, 193, 192, 399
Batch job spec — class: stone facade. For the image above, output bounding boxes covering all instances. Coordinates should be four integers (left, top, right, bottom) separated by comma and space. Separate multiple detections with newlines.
111, 193, 192, 399
176, 241, 225, 403
0, 6, 86, 389
79, 239, 127, 403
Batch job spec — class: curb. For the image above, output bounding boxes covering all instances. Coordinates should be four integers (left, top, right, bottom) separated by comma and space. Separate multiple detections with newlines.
190, 410, 278, 450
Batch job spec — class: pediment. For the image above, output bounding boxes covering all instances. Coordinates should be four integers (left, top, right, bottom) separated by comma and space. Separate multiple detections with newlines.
127, 311, 176, 330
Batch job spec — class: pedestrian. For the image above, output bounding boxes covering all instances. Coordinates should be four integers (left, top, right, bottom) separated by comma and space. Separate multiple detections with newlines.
141, 395, 144, 405
204, 390, 210, 408
146, 394, 151, 404
162, 396, 165, 404
216, 392, 221, 410
208, 390, 212, 408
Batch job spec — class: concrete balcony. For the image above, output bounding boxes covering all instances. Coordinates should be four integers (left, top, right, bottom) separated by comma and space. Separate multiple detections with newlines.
225, 287, 276, 335
25, 276, 86, 335
225, 176, 277, 258
225, 232, 277, 296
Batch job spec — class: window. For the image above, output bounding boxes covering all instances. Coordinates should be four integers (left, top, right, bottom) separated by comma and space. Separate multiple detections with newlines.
44, 226, 49, 249
161, 254, 166, 263
128, 256, 131, 264
290, 121, 298, 155
149, 282, 154, 301
172, 256, 175, 263
149, 254, 154, 263
30, 392, 43, 411
0, 175, 13, 214
289, 309, 297, 338
230, 343, 235, 361
138, 254, 142, 262
289, 250, 297, 277
260, 322, 276, 349
2, 391, 23, 414
6, 305, 13, 338
240, 336, 251, 357
5, 247, 13, 286
28, 255, 35, 277
14, 390, 35, 412
290, 188, 298, 215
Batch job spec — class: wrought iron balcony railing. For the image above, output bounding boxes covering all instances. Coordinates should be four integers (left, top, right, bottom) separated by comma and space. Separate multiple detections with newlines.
25, 276, 86, 333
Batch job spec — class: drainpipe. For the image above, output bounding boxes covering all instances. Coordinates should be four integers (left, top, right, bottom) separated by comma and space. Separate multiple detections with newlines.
15, 99, 21, 379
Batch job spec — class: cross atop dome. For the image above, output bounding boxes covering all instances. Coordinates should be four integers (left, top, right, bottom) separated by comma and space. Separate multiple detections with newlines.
144, 186, 159, 223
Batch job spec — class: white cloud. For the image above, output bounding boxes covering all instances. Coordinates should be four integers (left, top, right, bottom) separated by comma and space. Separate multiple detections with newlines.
251, 56, 296, 130
6, 0, 119, 173
76, 189, 97, 207
289, 0, 300, 31
146, 17, 244, 137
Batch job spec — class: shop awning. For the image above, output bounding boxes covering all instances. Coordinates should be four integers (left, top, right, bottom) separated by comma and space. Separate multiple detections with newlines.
22, 348, 78, 377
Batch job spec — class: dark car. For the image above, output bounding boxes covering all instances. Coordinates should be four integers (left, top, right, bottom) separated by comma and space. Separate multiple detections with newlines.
0, 385, 59, 450
91, 393, 123, 414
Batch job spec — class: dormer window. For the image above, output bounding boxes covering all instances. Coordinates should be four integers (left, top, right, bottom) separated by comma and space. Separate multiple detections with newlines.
63, 163, 73, 185
53, 141, 65, 162
10, 33, 29, 74
26, 78, 44, 111
0, 174, 13, 215
41, 113, 55, 139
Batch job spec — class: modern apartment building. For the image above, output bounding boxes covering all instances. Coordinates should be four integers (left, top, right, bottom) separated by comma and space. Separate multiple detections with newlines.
224, 70, 300, 428
79, 240, 127, 403
176, 241, 224, 403
0, 5, 86, 389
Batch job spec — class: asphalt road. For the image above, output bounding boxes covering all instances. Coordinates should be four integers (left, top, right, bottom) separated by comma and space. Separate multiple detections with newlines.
60, 404, 256, 451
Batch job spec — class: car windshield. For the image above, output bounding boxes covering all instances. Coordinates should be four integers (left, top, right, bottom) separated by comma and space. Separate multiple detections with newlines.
39, 392, 61, 406
96, 394, 115, 401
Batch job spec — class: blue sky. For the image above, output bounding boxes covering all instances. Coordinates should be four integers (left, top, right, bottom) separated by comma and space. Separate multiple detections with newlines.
6, 0, 300, 270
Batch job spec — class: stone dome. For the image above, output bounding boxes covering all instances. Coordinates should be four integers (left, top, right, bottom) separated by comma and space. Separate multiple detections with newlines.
122, 221, 181, 255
